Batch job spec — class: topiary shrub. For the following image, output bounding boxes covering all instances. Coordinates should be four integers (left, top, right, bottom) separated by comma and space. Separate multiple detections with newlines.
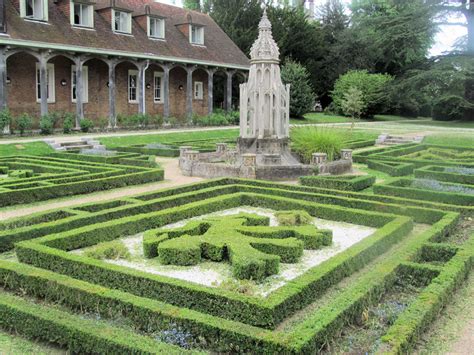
15, 113, 33, 136
432, 95, 465, 121
0, 109, 12, 134
275, 210, 313, 226
39, 115, 54, 135
63, 113, 75, 134
84, 240, 131, 260
80, 118, 94, 133
281, 59, 315, 118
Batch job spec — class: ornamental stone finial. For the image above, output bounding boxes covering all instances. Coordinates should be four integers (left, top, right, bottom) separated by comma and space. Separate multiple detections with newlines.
249, 8, 280, 63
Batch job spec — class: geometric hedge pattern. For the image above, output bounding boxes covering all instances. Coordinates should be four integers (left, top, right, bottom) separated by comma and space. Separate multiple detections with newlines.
0, 178, 472, 353
144, 213, 332, 280
0, 152, 164, 207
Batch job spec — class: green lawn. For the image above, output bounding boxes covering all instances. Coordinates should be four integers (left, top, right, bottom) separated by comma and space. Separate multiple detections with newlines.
0, 142, 53, 157
100, 129, 239, 149
0, 328, 65, 355
290, 112, 426, 125
424, 134, 474, 148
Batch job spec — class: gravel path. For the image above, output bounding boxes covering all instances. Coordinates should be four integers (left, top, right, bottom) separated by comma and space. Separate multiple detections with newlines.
0, 157, 203, 221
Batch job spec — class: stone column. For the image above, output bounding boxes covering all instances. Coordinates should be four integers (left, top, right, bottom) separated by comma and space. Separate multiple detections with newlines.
0, 47, 8, 134
225, 70, 234, 112
74, 56, 84, 129
38, 54, 49, 117
186, 66, 195, 122
163, 64, 170, 122
138, 60, 149, 115
107, 59, 118, 128
207, 68, 215, 115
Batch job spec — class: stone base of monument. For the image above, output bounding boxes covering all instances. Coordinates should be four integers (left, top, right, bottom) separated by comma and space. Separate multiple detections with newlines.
179, 143, 353, 181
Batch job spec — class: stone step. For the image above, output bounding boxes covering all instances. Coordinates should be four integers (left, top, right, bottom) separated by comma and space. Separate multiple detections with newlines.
63, 144, 93, 151
60, 141, 86, 147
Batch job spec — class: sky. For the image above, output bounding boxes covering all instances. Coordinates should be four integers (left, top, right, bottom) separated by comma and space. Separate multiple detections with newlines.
156, 0, 467, 56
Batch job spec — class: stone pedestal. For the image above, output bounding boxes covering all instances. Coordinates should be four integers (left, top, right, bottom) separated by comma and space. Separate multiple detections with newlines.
216, 143, 228, 154
341, 149, 353, 161
263, 154, 282, 165
311, 153, 327, 165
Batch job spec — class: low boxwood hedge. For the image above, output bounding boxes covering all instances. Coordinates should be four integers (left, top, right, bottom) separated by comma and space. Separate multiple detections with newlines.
300, 174, 376, 191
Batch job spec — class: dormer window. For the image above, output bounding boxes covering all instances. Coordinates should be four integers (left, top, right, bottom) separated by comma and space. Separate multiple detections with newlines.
21, 0, 48, 21
72, 2, 94, 28
190, 25, 204, 45
148, 17, 165, 39
113, 9, 132, 34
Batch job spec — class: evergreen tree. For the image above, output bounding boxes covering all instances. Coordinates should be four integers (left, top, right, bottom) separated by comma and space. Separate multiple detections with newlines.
281, 59, 315, 117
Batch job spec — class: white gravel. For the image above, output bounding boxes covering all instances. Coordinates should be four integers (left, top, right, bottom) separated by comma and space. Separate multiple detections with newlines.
71, 207, 375, 296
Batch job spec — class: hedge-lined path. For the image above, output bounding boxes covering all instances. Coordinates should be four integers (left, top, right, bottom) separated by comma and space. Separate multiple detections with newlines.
0, 157, 203, 221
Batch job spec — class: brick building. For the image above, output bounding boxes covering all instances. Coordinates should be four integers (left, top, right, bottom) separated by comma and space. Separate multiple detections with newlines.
0, 0, 249, 128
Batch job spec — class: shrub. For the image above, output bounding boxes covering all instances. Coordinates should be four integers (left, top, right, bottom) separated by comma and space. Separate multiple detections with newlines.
291, 127, 348, 163
96, 117, 109, 131
0, 109, 12, 134
193, 111, 229, 126
79, 119, 94, 133
62, 113, 75, 134
281, 59, 315, 118
332, 70, 393, 118
432, 95, 465, 121
15, 113, 33, 136
84, 240, 131, 260
149, 114, 164, 126
39, 115, 54, 135
275, 210, 312, 226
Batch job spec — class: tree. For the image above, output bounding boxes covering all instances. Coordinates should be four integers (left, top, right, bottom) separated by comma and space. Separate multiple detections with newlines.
429, 0, 474, 119
332, 70, 393, 118
281, 59, 315, 117
183, 0, 201, 11
340, 87, 364, 130
350, 0, 438, 75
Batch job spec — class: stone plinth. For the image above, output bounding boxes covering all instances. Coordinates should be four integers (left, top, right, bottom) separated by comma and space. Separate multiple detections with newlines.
341, 149, 353, 161
311, 153, 328, 165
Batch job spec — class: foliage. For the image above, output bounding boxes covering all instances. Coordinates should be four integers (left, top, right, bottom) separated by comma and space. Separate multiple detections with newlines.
300, 175, 376, 191
291, 126, 348, 162
340, 87, 364, 130
79, 119, 94, 133
62, 113, 75, 134
192, 110, 238, 126
275, 210, 313, 226
0, 109, 12, 134
332, 70, 393, 117
84, 240, 131, 261
432, 95, 466, 121
15, 113, 33, 136
183, 0, 201, 11
281, 59, 315, 117
39, 115, 54, 135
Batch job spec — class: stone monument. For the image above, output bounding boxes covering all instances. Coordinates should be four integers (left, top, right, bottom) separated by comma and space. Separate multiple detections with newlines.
179, 10, 353, 180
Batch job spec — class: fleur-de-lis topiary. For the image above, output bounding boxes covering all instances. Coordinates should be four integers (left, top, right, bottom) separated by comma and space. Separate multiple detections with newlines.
143, 213, 332, 280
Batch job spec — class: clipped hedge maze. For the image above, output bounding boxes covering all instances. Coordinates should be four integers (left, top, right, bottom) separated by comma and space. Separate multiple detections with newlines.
0, 152, 163, 207
0, 178, 472, 353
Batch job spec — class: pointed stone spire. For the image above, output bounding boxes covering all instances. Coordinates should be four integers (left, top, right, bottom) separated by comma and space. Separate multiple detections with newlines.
249, 7, 280, 63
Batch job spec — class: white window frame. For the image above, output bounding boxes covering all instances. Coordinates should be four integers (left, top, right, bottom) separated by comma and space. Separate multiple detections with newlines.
154, 72, 163, 103
148, 16, 165, 39
190, 25, 204, 45
71, 65, 89, 103
71, 1, 94, 28
21, 0, 48, 21
35, 63, 55, 103
128, 70, 138, 104
194, 81, 203, 100
113, 9, 132, 34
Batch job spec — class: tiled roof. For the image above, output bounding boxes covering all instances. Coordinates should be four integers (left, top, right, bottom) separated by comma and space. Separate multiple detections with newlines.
2, 0, 250, 68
